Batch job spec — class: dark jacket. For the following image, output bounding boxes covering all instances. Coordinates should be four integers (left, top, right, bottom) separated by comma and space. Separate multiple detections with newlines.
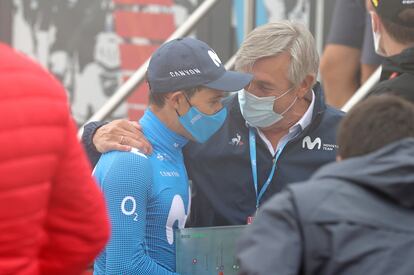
369, 47, 414, 102
237, 138, 414, 275
83, 83, 344, 227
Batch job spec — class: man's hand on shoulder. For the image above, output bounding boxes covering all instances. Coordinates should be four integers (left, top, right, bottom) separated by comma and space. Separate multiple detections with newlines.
93, 119, 152, 155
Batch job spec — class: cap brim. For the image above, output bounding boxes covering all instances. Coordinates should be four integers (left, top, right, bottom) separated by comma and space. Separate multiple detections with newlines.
204, 71, 253, 92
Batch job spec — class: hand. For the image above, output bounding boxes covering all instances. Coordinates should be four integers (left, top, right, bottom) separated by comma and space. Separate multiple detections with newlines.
93, 119, 152, 155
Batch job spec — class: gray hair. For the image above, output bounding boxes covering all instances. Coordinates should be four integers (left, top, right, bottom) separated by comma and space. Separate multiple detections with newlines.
235, 21, 319, 87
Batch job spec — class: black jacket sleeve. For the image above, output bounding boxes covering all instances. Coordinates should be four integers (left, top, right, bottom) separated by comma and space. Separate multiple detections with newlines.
237, 189, 302, 275
81, 121, 107, 167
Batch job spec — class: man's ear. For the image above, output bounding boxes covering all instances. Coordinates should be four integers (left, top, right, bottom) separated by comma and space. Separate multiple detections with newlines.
296, 74, 315, 99
166, 91, 185, 110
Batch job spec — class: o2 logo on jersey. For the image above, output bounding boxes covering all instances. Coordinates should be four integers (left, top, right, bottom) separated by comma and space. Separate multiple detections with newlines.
121, 196, 138, 221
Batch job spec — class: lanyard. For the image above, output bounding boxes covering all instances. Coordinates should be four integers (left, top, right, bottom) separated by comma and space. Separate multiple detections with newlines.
249, 127, 287, 210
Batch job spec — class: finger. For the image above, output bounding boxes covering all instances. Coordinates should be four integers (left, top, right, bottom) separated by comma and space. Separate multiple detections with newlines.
120, 127, 150, 147
136, 141, 152, 155
113, 121, 153, 154
121, 136, 144, 151
128, 120, 142, 131
135, 122, 143, 130
117, 120, 141, 135
105, 143, 131, 153
138, 139, 153, 155
121, 136, 153, 155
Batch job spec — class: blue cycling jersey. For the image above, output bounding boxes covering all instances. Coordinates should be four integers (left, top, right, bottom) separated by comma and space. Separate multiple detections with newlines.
93, 109, 190, 275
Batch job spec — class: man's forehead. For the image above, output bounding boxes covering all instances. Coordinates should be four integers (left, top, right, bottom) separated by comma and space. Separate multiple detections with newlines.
196, 87, 226, 96
249, 68, 287, 87
249, 54, 290, 76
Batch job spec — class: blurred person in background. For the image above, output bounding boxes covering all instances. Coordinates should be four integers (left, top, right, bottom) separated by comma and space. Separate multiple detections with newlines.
366, 0, 414, 102
237, 94, 414, 275
82, 21, 344, 228
0, 43, 109, 274
320, 0, 382, 108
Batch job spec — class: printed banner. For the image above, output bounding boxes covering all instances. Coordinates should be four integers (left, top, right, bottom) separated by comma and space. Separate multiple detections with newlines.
12, 0, 196, 124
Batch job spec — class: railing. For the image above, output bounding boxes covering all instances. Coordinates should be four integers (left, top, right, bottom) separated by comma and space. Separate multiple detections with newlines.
244, 0, 255, 38
78, 0, 255, 137
341, 66, 382, 112
315, 0, 325, 55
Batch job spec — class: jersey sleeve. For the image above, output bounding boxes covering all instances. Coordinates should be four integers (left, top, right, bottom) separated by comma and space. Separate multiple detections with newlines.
95, 150, 179, 275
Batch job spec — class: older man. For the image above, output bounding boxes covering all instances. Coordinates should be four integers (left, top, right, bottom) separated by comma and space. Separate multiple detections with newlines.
82, 21, 344, 227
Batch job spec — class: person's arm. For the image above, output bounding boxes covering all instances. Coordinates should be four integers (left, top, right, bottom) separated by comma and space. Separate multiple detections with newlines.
237, 189, 302, 275
82, 121, 107, 166
320, 0, 366, 108
39, 115, 110, 275
321, 45, 361, 108
95, 150, 178, 275
81, 119, 152, 167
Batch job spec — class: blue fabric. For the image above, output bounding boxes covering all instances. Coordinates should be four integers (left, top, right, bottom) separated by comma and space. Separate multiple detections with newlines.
185, 83, 345, 227
93, 109, 190, 275
178, 105, 227, 143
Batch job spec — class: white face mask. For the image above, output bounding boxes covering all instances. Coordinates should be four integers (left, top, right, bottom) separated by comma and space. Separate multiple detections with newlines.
238, 88, 297, 128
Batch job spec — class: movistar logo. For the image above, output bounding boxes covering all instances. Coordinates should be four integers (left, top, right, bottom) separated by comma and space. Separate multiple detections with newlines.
302, 136, 322, 150
208, 50, 222, 67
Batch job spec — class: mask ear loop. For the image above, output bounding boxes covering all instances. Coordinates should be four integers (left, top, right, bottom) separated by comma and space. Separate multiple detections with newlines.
183, 94, 192, 107
280, 96, 298, 116
274, 86, 295, 100
175, 92, 193, 117
275, 86, 297, 116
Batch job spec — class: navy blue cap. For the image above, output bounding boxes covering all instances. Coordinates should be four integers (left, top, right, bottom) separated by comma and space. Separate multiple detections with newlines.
371, 0, 414, 27
147, 37, 253, 93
